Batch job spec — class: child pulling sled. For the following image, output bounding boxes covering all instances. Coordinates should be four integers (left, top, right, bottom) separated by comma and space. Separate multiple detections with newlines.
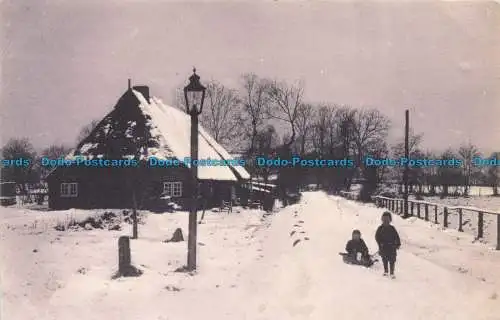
375, 211, 401, 279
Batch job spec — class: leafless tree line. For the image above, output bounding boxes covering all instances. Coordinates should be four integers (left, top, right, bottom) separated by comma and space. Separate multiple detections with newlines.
183, 73, 498, 198
390, 134, 499, 198
1, 73, 499, 200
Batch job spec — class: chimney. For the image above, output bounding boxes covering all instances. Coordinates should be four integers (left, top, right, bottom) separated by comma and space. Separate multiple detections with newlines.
128, 78, 131, 90
132, 85, 150, 103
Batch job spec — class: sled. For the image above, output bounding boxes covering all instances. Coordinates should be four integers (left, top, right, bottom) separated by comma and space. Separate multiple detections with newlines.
339, 252, 378, 267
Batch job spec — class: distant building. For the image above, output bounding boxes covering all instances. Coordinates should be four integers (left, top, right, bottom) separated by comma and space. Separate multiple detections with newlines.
47, 84, 249, 210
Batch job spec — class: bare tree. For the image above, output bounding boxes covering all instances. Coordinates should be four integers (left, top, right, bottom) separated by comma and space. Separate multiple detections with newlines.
41, 144, 72, 159
330, 107, 357, 190
422, 150, 439, 195
350, 109, 391, 163
77, 119, 100, 143
266, 79, 304, 149
437, 149, 462, 197
311, 105, 335, 159
458, 143, 480, 196
38, 144, 72, 179
391, 131, 424, 194
253, 125, 279, 182
294, 103, 315, 155
0, 138, 38, 192
487, 152, 500, 196
307, 105, 359, 190
199, 80, 243, 148
240, 73, 270, 158
391, 131, 423, 159
334, 106, 356, 156
347, 108, 390, 198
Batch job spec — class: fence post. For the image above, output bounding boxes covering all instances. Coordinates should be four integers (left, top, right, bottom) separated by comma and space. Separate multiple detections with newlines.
478, 211, 484, 239
410, 202, 414, 216
496, 214, 500, 250
434, 206, 438, 224
118, 236, 131, 276
417, 203, 421, 219
392, 199, 395, 212
425, 204, 429, 221
458, 208, 463, 232
443, 207, 448, 228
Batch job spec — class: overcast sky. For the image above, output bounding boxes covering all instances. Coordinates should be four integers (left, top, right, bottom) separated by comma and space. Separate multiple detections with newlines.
1, 0, 499, 154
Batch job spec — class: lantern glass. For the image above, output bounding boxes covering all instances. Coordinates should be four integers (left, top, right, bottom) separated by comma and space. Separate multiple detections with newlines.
183, 68, 206, 114
187, 90, 203, 112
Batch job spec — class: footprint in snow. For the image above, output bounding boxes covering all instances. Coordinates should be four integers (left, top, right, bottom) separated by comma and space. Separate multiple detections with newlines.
293, 224, 302, 228
293, 239, 301, 247
290, 230, 296, 236
165, 285, 182, 292
457, 267, 468, 274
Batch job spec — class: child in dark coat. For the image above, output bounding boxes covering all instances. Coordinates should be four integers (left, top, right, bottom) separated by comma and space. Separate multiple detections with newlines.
375, 211, 401, 278
345, 229, 371, 266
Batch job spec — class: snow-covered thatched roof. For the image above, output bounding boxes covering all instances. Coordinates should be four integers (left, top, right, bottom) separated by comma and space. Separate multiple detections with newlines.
59, 87, 249, 181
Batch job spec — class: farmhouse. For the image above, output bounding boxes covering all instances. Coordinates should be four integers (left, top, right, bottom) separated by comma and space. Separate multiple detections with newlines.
47, 84, 250, 210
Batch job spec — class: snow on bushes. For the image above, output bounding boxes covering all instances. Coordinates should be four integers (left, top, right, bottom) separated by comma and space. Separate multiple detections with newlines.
54, 209, 146, 231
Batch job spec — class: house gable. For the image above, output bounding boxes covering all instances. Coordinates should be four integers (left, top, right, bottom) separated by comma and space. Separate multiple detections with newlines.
49, 86, 249, 182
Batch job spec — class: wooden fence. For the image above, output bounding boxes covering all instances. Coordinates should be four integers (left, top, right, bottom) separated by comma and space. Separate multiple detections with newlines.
339, 191, 358, 200
372, 196, 500, 251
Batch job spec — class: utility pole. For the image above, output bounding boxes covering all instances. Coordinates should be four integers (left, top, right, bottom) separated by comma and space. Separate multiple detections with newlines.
403, 109, 410, 218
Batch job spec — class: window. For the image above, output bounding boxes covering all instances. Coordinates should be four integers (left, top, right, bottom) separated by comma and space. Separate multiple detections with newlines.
60, 182, 78, 197
163, 182, 182, 197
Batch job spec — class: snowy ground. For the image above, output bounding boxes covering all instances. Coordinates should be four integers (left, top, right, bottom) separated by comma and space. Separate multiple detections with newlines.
406, 195, 500, 245
1, 192, 499, 320
353, 183, 499, 245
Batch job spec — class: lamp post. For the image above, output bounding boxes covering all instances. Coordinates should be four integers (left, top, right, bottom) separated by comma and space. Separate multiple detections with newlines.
184, 68, 206, 271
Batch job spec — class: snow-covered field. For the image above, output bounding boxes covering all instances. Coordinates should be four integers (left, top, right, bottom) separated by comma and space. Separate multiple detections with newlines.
1, 192, 499, 320
406, 195, 500, 245
380, 185, 497, 197
353, 183, 499, 245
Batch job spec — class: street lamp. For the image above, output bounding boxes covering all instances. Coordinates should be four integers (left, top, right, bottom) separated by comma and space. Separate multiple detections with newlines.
184, 68, 206, 116
184, 68, 206, 271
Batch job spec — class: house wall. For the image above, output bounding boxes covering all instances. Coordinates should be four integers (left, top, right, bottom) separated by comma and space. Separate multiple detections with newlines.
48, 166, 237, 211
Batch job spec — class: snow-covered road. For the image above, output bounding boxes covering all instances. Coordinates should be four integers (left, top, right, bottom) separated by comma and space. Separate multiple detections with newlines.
1, 192, 499, 320
243, 192, 500, 320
